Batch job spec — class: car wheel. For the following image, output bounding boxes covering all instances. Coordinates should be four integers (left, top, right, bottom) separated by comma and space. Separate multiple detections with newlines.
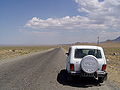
66, 73, 73, 81
98, 77, 104, 83
98, 73, 108, 82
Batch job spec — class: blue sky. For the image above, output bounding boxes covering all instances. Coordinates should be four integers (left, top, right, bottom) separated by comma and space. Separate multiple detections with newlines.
1, 0, 120, 45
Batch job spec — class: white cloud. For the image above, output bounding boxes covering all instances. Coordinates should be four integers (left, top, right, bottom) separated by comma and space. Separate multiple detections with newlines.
25, 0, 120, 32
24, 0, 120, 42
75, 0, 120, 25
76, 1, 117, 26
99, 30, 120, 41
75, 0, 120, 16
25, 16, 107, 30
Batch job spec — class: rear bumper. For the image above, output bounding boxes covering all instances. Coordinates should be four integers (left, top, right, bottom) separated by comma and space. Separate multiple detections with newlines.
97, 71, 107, 77
68, 71, 107, 77
68, 71, 95, 77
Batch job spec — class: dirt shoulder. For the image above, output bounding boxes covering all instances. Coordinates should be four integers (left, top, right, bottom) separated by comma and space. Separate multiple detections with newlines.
105, 49, 120, 87
62, 42, 120, 88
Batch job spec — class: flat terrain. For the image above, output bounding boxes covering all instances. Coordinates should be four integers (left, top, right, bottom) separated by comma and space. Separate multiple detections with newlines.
0, 46, 55, 60
0, 48, 119, 90
102, 43, 120, 87
63, 42, 120, 87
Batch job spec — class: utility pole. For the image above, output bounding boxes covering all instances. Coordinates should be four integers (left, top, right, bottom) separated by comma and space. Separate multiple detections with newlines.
97, 36, 100, 45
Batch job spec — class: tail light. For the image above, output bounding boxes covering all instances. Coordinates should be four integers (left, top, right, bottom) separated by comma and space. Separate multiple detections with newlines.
70, 64, 74, 71
102, 64, 107, 71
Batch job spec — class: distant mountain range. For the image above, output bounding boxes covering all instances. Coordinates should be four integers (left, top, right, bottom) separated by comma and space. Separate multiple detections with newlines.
104, 36, 120, 42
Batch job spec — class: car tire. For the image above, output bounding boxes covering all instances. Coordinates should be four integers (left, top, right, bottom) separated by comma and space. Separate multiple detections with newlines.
98, 77, 104, 83
81, 55, 98, 74
66, 73, 73, 81
98, 73, 107, 83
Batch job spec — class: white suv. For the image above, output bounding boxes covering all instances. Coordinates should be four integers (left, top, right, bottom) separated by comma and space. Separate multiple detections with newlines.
66, 45, 107, 83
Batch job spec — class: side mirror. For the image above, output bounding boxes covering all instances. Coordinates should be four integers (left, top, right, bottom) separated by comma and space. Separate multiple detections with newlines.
66, 53, 69, 56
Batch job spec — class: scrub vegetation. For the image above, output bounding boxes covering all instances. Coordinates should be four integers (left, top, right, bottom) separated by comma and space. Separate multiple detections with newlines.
0, 43, 120, 87
0, 46, 56, 60
62, 42, 120, 87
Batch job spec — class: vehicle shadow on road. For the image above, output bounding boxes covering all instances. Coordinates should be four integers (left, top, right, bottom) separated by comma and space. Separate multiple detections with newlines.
57, 69, 100, 88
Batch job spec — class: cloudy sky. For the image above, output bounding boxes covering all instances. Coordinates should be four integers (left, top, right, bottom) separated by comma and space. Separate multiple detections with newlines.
1, 0, 120, 45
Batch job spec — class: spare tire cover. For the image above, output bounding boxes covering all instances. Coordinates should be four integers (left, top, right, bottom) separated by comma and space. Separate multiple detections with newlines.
81, 55, 98, 74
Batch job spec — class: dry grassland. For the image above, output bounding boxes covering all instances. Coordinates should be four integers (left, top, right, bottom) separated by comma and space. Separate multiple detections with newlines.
0, 43, 120, 87
0, 46, 55, 60
62, 42, 120, 87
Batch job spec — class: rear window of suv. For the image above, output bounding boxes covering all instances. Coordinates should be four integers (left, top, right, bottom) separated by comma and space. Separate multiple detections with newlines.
74, 49, 102, 59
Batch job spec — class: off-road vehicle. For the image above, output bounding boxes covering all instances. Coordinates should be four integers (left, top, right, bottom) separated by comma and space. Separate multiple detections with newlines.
66, 45, 107, 83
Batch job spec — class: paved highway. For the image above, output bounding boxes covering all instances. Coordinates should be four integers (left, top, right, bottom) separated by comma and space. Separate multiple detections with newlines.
0, 48, 119, 90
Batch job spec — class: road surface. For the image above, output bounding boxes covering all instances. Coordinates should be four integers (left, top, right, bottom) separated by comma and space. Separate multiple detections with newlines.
0, 48, 119, 90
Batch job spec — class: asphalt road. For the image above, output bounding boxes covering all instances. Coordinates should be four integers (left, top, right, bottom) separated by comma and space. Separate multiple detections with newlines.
0, 48, 119, 90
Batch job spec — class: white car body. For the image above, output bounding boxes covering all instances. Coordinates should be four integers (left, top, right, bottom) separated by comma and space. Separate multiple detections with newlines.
66, 45, 107, 83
